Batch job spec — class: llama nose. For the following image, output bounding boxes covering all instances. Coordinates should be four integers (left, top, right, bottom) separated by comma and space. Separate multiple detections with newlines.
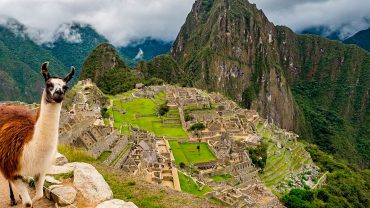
55, 89, 63, 95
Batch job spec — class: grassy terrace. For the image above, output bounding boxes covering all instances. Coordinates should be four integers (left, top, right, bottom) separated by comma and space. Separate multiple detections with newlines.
111, 144, 132, 166
107, 91, 188, 138
169, 141, 217, 166
178, 172, 212, 196
256, 124, 314, 188
210, 174, 233, 182
58, 145, 220, 208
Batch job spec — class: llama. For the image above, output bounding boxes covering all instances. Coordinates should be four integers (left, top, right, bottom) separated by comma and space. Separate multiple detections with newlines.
0, 62, 75, 207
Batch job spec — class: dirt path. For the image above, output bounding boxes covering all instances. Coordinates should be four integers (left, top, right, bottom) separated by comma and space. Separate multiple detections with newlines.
0, 175, 55, 208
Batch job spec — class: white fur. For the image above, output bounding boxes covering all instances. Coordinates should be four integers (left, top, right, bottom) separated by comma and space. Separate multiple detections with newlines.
49, 78, 65, 95
15, 90, 62, 205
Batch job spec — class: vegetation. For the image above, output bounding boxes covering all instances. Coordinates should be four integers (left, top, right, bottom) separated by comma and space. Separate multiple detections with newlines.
97, 151, 112, 162
189, 123, 206, 131
58, 145, 95, 163
169, 141, 217, 166
59, 145, 218, 208
242, 86, 257, 109
344, 28, 370, 52
178, 172, 212, 196
282, 144, 370, 208
107, 94, 188, 138
98, 67, 141, 95
0, 24, 67, 102
136, 54, 185, 84
44, 23, 108, 76
158, 103, 170, 116
248, 142, 268, 170
210, 174, 233, 182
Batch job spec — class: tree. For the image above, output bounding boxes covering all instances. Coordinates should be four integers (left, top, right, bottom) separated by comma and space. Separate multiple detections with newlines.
242, 86, 256, 109
197, 145, 200, 155
185, 113, 194, 121
179, 162, 186, 169
101, 107, 109, 118
189, 123, 206, 131
158, 103, 169, 116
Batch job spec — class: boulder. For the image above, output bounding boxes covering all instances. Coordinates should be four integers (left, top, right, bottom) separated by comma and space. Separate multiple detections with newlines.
44, 185, 63, 200
56, 153, 68, 165
68, 162, 113, 205
45, 176, 62, 185
51, 186, 77, 206
47, 165, 74, 175
96, 199, 138, 208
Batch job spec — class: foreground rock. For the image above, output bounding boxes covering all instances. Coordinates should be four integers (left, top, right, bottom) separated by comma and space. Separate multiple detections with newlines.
55, 153, 69, 165
66, 162, 113, 205
96, 199, 138, 208
51, 186, 77, 206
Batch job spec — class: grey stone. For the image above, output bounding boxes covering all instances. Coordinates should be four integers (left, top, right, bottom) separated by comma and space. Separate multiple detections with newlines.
51, 186, 77, 206
96, 199, 138, 208
56, 153, 69, 165
68, 162, 113, 205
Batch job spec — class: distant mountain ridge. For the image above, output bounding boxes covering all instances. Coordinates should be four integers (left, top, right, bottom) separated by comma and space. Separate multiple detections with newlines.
0, 21, 67, 103
0, 19, 172, 102
344, 27, 370, 52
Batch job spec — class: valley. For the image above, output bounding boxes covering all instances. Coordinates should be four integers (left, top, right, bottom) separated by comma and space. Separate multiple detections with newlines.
0, 0, 369, 207
55, 79, 325, 207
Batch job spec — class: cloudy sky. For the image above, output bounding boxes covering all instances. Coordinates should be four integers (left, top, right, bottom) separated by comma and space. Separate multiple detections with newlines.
250, 0, 370, 39
0, 0, 369, 46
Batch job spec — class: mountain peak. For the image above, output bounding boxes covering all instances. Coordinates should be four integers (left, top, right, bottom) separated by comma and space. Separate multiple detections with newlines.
79, 43, 127, 82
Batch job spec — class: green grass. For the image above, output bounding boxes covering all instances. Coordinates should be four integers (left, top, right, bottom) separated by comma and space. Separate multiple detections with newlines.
58, 145, 95, 163
97, 151, 112, 162
54, 171, 74, 180
178, 172, 212, 196
58, 145, 219, 207
210, 174, 233, 182
108, 96, 188, 138
169, 141, 217, 166
111, 144, 132, 166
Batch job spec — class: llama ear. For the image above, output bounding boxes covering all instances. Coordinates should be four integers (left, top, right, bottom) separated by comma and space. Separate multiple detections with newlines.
41, 62, 50, 81
63, 66, 75, 83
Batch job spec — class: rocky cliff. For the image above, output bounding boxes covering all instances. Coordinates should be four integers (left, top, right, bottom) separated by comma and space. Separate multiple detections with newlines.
169, 0, 370, 167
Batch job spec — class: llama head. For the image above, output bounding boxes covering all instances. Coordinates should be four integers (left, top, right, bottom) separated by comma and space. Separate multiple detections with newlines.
41, 62, 75, 103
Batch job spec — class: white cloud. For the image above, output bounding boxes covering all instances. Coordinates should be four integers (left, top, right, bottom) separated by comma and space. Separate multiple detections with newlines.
250, 0, 370, 38
134, 48, 144, 60
0, 0, 194, 46
1, 0, 368, 44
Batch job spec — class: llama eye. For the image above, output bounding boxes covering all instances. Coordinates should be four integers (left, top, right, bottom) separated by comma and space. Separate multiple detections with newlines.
46, 83, 53, 90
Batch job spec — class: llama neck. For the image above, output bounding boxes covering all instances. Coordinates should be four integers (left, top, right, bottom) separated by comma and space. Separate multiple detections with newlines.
34, 91, 62, 141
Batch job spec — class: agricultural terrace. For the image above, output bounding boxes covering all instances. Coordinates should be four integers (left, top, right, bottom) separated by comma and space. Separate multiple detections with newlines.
169, 141, 217, 166
257, 125, 314, 188
178, 172, 212, 196
107, 91, 188, 138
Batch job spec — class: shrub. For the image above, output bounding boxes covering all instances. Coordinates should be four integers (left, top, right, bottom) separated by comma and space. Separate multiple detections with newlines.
189, 123, 206, 131
158, 103, 170, 116
179, 162, 186, 169
248, 142, 268, 170
185, 113, 194, 122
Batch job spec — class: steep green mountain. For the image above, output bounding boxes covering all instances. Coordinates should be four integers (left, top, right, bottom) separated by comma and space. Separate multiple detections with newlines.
43, 23, 108, 77
118, 38, 172, 67
168, 0, 369, 168
344, 27, 370, 52
135, 54, 184, 84
0, 20, 67, 103
79, 43, 142, 94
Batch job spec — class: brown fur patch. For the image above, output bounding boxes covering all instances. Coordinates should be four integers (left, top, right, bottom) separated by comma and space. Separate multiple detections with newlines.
0, 106, 36, 179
